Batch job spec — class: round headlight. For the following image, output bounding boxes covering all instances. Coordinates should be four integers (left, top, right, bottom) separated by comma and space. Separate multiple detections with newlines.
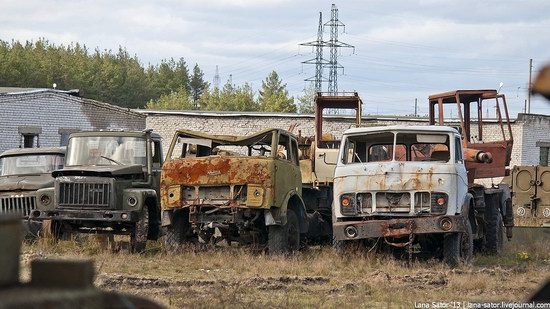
127, 196, 138, 207
341, 197, 351, 207
40, 194, 51, 206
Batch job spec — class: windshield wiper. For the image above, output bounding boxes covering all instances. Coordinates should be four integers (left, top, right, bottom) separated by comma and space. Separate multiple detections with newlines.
354, 153, 368, 171
100, 156, 123, 165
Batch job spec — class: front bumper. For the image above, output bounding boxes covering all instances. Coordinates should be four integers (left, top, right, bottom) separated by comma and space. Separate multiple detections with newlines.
31, 209, 140, 223
333, 215, 467, 241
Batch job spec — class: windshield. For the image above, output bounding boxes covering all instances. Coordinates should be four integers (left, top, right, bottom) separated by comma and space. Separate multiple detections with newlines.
343, 132, 450, 164
169, 131, 277, 160
0, 154, 65, 176
66, 136, 147, 166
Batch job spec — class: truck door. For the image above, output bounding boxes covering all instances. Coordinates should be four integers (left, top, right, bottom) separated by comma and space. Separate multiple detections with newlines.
274, 133, 301, 206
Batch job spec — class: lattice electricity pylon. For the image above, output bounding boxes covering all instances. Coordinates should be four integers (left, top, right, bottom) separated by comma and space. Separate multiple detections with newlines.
300, 12, 329, 93
213, 65, 220, 90
324, 4, 354, 95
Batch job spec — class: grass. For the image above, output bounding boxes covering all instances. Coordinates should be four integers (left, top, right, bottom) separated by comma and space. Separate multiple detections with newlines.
20, 236, 550, 308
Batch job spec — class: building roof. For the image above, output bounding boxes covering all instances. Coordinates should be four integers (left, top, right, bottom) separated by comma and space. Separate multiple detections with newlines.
135, 108, 516, 123
0, 87, 80, 96
0, 88, 144, 119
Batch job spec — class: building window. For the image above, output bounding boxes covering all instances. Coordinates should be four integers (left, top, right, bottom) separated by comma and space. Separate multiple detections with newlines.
22, 134, 38, 148
18, 126, 42, 148
536, 141, 550, 167
540, 147, 550, 167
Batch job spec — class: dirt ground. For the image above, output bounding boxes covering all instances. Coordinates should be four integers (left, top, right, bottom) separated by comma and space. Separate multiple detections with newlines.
21, 233, 550, 309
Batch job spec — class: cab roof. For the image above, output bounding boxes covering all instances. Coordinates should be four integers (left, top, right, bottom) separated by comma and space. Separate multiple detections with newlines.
69, 130, 160, 140
0, 146, 66, 157
428, 89, 499, 103
172, 128, 295, 146
343, 125, 459, 136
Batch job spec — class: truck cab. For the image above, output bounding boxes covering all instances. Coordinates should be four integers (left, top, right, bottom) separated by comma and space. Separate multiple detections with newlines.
161, 128, 307, 253
32, 130, 163, 252
333, 125, 473, 266
0, 147, 65, 237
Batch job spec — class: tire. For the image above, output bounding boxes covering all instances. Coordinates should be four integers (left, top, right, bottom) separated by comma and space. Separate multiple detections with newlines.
165, 209, 193, 252
268, 209, 300, 254
130, 208, 149, 253
484, 205, 504, 255
51, 220, 72, 241
333, 237, 363, 253
333, 238, 347, 253
443, 218, 473, 267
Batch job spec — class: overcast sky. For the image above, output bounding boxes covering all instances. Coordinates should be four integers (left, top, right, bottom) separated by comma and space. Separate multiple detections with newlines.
2, 0, 550, 116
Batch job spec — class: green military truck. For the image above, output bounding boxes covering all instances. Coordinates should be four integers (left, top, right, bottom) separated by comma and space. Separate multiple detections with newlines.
160, 129, 307, 253
0, 147, 65, 237
31, 130, 163, 252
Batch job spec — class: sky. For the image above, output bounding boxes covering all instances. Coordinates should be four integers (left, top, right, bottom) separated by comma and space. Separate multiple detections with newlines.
2, 0, 550, 117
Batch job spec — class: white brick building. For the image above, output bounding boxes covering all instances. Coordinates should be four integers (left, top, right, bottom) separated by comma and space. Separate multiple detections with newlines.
0, 88, 146, 153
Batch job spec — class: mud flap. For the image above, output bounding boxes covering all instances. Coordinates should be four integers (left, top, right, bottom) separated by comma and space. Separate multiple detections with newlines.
504, 198, 514, 240
305, 211, 332, 242
161, 210, 172, 227
264, 208, 284, 226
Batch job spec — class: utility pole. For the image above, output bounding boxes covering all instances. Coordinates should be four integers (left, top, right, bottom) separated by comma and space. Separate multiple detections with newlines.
527, 59, 533, 114
414, 98, 418, 117
300, 12, 328, 93
324, 4, 354, 95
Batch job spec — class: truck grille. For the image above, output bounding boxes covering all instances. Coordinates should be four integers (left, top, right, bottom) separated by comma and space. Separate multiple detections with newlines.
367, 192, 431, 214
374, 192, 412, 213
182, 185, 247, 205
58, 182, 112, 208
0, 195, 36, 217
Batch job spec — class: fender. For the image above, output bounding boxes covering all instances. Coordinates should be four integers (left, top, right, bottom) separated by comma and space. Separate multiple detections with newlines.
460, 192, 477, 234
123, 188, 157, 212
264, 190, 308, 233
35, 187, 55, 210
459, 193, 472, 216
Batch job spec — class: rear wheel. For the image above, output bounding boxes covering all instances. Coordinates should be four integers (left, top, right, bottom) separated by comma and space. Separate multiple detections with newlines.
130, 208, 149, 253
484, 204, 504, 255
443, 218, 473, 267
268, 209, 300, 254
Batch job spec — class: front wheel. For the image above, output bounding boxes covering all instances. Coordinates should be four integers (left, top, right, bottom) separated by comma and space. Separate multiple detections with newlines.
130, 208, 149, 253
268, 209, 300, 254
164, 209, 195, 252
443, 218, 473, 267
50, 220, 73, 242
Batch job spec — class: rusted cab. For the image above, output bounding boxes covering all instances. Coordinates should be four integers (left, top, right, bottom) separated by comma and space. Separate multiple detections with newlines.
161, 129, 307, 252
333, 125, 473, 266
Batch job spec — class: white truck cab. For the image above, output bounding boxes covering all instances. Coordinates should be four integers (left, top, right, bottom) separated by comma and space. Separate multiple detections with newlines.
332, 125, 473, 265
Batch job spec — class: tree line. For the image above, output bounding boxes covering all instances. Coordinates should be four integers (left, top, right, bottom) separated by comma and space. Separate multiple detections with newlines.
0, 38, 312, 112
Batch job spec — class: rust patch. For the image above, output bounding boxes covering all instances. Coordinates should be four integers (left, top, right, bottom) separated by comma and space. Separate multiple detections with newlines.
162, 157, 273, 187
381, 220, 415, 238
